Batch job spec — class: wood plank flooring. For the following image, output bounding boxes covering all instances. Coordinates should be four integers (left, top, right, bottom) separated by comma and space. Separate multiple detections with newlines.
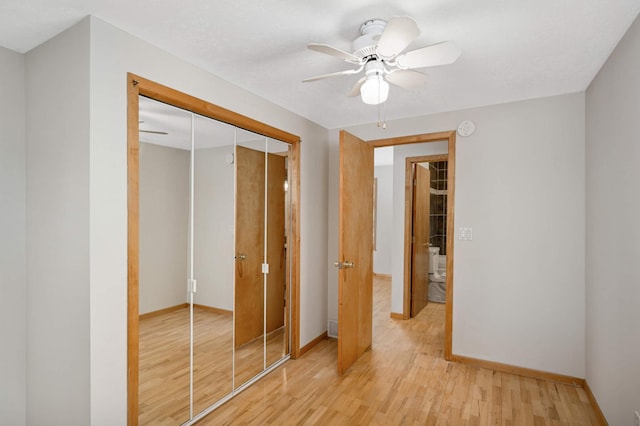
197, 277, 603, 425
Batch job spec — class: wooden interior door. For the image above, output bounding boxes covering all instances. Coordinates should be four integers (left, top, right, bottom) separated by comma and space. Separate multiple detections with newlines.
411, 163, 431, 317
234, 145, 265, 347
338, 130, 374, 376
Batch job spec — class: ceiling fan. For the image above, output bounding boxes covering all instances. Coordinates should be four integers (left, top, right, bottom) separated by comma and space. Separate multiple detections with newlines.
302, 17, 461, 105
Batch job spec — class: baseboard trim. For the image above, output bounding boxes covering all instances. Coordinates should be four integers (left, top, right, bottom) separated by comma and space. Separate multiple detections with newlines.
193, 303, 232, 316
583, 380, 609, 425
450, 354, 585, 387
140, 303, 234, 320
374, 273, 392, 280
299, 331, 328, 357
139, 303, 188, 320
390, 312, 404, 320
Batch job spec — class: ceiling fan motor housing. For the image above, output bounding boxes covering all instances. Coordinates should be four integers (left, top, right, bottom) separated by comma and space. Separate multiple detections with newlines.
364, 60, 384, 76
353, 19, 387, 59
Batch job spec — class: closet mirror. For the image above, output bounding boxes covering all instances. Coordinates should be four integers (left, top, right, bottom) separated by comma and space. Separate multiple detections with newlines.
233, 134, 267, 387
136, 95, 292, 425
138, 98, 192, 425
264, 138, 291, 369
192, 115, 236, 415
234, 136, 291, 387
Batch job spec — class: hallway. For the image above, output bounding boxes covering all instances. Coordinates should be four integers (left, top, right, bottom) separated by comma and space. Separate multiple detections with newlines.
201, 277, 601, 425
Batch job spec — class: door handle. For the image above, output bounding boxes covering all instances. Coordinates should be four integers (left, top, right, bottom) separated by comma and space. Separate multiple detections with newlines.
333, 261, 355, 269
236, 253, 247, 260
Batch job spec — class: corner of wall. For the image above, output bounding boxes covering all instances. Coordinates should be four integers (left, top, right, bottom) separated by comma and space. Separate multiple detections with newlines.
584, 11, 640, 425
0, 45, 27, 426
24, 18, 91, 425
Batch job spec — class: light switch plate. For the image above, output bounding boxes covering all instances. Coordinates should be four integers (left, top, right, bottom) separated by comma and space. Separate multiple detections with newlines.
459, 227, 473, 241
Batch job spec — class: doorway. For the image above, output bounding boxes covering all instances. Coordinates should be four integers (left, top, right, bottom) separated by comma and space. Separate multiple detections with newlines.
404, 155, 449, 318
338, 131, 456, 375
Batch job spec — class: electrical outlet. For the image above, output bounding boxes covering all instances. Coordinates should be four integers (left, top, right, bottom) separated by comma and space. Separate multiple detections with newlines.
634, 410, 640, 426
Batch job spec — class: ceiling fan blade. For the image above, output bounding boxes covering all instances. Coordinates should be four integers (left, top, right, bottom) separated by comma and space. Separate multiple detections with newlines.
396, 41, 461, 69
302, 65, 364, 83
307, 43, 361, 63
376, 16, 420, 59
386, 70, 428, 89
139, 129, 169, 135
346, 77, 367, 97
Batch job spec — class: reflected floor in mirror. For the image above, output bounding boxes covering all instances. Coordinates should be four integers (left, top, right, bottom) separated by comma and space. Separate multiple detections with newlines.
199, 277, 602, 425
235, 327, 287, 387
139, 306, 288, 425
139, 306, 233, 425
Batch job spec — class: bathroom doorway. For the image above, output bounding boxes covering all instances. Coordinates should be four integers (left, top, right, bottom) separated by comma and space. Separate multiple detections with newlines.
405, 156, 448, 317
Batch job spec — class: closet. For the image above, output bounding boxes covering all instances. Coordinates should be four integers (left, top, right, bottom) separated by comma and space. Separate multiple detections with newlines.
136, 94, 293, 425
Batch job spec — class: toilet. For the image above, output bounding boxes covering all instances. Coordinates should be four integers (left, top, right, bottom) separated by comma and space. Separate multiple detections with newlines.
428, 247, 446, 303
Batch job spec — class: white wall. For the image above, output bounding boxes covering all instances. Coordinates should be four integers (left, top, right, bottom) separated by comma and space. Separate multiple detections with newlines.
88, 17, 329, 424
374, 165, 393, 275
327, 129, 340, 326
329, 92, 585, 377
391, 143, 447, 314
194, 145, 235, 311
139, 142, 190, 315
25, 20, 90, 425
0, 46, 26, 426
586, 13, 640, 425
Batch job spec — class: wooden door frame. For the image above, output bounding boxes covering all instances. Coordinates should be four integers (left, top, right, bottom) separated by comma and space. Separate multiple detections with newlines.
127, 74, 302, 425
404, 154, 448, 319
369, 131, 456, 360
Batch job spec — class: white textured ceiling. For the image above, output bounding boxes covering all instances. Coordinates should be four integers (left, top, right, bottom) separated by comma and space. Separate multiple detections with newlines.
2, 1, 640, 129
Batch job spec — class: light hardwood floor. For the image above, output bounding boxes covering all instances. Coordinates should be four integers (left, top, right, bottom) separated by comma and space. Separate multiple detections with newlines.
197, 277, 603, 425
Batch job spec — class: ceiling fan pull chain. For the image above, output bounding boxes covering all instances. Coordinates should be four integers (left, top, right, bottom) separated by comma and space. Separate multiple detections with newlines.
383, 88, 387, 129
382, 102, 387, 130
377, 96, 381, 128
377, 85, 387, 130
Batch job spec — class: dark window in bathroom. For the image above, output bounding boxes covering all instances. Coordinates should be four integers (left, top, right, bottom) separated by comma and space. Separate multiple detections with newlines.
429, 161, 447, 255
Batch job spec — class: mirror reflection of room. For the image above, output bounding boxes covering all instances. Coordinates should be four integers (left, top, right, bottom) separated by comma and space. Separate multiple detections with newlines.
138, 97, 193, 425
137, 96, 291, 424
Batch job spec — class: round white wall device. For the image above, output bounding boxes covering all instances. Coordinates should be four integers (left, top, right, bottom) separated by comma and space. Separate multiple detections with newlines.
457, 120, 476, 137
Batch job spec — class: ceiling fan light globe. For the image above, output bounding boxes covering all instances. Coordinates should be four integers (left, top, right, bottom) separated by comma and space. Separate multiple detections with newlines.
360, 75, 389, 105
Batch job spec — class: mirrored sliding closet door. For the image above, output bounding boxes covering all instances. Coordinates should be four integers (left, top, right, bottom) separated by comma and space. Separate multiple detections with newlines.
137, 96, 292, 425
